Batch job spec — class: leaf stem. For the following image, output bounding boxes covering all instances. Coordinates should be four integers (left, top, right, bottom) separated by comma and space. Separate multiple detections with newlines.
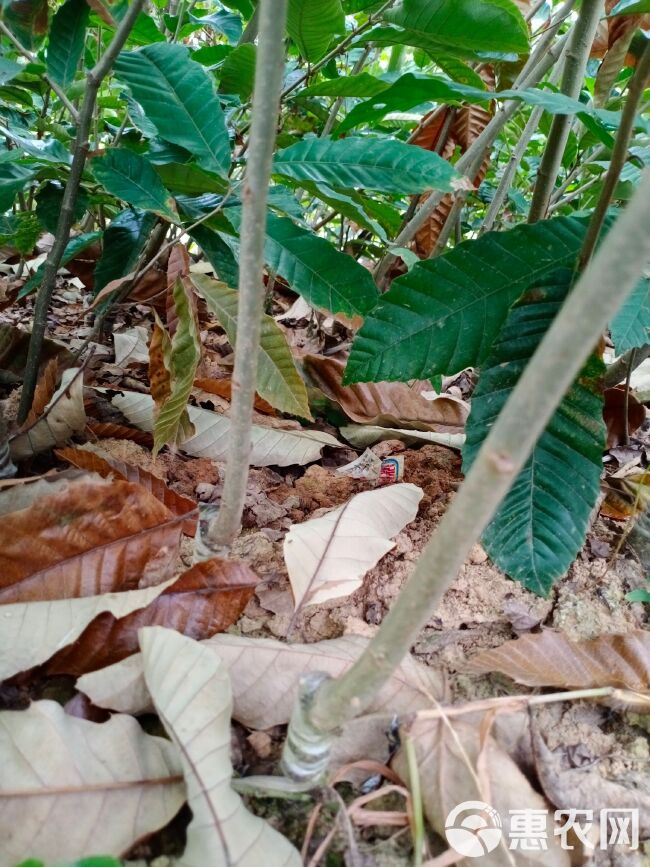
16, 0, 145, 424
201, 0, 289, 553
528, 0, 604, 223
283, 169, 650, 780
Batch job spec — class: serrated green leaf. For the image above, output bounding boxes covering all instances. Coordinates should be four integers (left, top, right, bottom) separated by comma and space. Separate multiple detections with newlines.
273, 137, 458, 194
114, 43, 231, 177
46, 0, 89, 89
386, 0, 529, 55
463, 270, 606, 596
19, 232, 102, 297
287, 0, 345, 61
192, 274, 312, 418
153, 278, 201, 454
336, 72, 621, 133
218, 43, 255, 100
610, 277, 650, 353
189, 225, 239, 288
92, 149, 178, 221
94, 208, 157, 295
262, 212, 379, 317
345, 216, 591, 384
299, 74, 391, 98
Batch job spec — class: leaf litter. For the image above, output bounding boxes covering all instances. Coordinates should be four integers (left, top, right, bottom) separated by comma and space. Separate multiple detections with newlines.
1, 262, 649, 866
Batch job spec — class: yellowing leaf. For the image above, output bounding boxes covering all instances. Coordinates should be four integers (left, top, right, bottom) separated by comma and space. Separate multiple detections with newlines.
0, 700, 185, 867
139, 627, 301, 867
284, 483, 423, 607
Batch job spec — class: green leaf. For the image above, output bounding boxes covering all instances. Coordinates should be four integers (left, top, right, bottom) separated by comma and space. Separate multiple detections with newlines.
94, 209, 157, 294
46, 0, 89, 89
0, 162, 34, 212
273, 136, 458, 194
19, 232, 102, 297
192, 274, 312, 418
356, 24, 521, 62
345, 216, 591, 383
463, 271, 606, 596
114, 43, 231, 177
0, 124, 71, 163
610, 0, 650, 13
92, 149, 178, 221
287, 0, 345, 61
36, 182, 88, 233
262, 212, 379, 317
295, 179, 388, 240
189, 224, 239, 287
299, 73, 391, 98
610, 277, 650, 353
2, 0, 48, 50
191, 8, 243, 42
218, 43, 256, 100
0, 55, 23, 85
432, 53, 488, 89
336, 73, 620, 133
153, 278, 201, 454
0, 210, 40, 254
386, 0, 529, 55
153, 162, 228, 196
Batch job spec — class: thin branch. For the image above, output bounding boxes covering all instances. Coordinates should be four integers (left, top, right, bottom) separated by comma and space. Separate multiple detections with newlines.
201, 0, 289, 552
282, 169, 650, 780
16, 0, 145, 424
0, 19, 80, 122
605, 343, 650, 388
578, 37, 650, 268
528, 0, 605, 223
321, 47, 371, 138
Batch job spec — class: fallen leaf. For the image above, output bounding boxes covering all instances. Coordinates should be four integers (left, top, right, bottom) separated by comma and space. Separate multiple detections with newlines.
87, 419, 154, 448
78, 634, 444, 726
601, 470, 650, 519
46, 557, 258, 676
0, 323, 72, 377
23, 357, 58, 427
0, 574, 176, 681
393, 714, 570, 867
139, 627, 301, 867
0, 700, 184, 867
284, 483, 423, 607
466, 630, 650, 690
0, 477, 181, 604
603, 385, 646, 448
55, 445, 197, 534
341, 424, 465, 451
305, 354, 468, 431
195, 377, 275, 414
108, 390, 344, 466
10, 368, 86, 460
114, 324, 150, 366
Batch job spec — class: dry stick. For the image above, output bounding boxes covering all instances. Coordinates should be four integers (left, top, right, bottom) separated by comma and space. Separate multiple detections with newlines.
605, 343, 650, 387
281, 169, 650, 784
528, 0, 604, 223
373, 24, 572, 286
16, 0, 145, 424
0, 20, 80, 122
578, 37, 650, 268
201, 0, 288, 553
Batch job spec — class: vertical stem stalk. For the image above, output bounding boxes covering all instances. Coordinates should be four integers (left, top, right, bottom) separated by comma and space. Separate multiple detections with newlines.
528, 0, 604, 223
17, 0, 145, 423
204, 0, 289, 551
283, 169, 650, 779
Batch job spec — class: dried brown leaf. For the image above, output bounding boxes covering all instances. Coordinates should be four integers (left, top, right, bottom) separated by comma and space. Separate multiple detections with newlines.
23, 357, 58, 428
46, 557, 258, 676
466, 630, 650, 690
55, 445, 197, 534
304, 355, 468, 432
87, 419, 154, 447
0, 477, 181, 604
166, 244, 191, 336
194, 377, 276, 415
603, 385, 646, 448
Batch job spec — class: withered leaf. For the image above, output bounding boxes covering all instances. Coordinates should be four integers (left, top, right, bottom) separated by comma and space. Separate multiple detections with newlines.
603, 385, 646, 448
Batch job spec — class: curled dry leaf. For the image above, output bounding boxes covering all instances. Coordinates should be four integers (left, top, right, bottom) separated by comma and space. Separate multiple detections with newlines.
46, 557, 258, 676
393, 715, 570, 867
55, 445, 197, 534
603, 385, 646, 448
0, 477, 182, 604
284, 483, 423, 607
10, 368, 86, 460
23, 356, 58, 427
114, 324, 150, 366
340, 423, 465, 451
0, 700, 184, 867
166, 244, 192, 336
107, 390, 343, 466
466, 630, 650, 690
139, 627, 301, 867
87, 419, 154, 448
304, 354, 468, 432
78, 633, 444, 726
194, 377, 276, 415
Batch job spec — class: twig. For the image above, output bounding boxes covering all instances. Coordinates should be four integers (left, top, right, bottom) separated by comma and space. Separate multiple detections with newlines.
622, 348, 636, 446
17, 0, 145, 424
282, 169, 650, 782
200, 0, 288, 553
605, 343, 650, 387
578, 36, 650, 268
528, 0, 604, 223
321, 47, 371, 138
0, 19, 80, 122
